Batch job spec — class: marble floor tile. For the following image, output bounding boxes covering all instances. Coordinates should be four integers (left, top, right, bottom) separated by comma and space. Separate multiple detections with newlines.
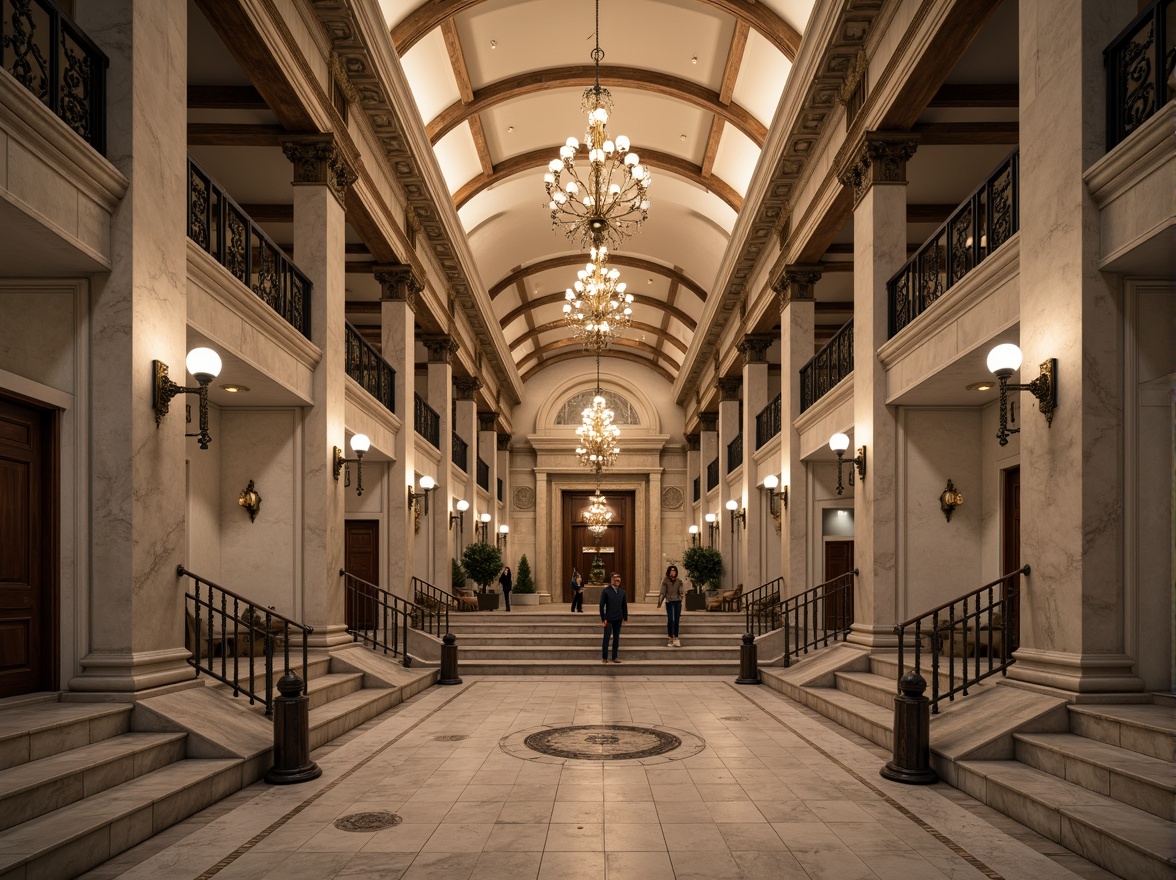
551, 799, 605, 824
605, 849, 676, 880
544, 822, 604, 851
536, 849, 605, 880
603, 821, 666, 851
665, 849, 740, 879
399, 851, 480, 880
482, 822, 549, 852
659, 822, 727, 851
468, 850, 543, 880
494, 799, 555, 824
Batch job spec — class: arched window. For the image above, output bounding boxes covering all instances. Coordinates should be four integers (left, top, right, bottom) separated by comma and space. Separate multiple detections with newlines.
554, 389, 640, 426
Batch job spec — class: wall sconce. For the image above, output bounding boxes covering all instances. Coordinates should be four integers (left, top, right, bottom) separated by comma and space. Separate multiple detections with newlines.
688, 524, 700, 547
237, 480, 262, 522
829, 432, 866, 496
408, 475, 436, 533
725, 498, 746, 533
762, 474, 788, 533
940, 479, 963, 522
153, 347, 222, 450
705, 513, 718, 547
332, 433, 370, 496
987, 344, 1057, 446
476, 512, 492, 543
449, 499, 470, 532
497, 523, 509, 550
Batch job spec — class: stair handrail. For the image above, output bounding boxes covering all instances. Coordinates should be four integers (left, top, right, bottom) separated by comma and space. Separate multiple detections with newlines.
412, 577, 460, 615
743, 577, 783, 638
342, 570, 440, 665
894, 564, 1029, 712
178, 564, 312, 717
780, 569, 858, 666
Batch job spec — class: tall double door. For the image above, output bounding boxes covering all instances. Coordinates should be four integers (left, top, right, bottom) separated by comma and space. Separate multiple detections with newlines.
561, 490, 635, 602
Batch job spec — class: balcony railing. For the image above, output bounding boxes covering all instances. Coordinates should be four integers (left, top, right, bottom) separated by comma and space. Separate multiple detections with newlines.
706, 457, 719, 491
187, 156, 312, 338
452, 432, 468, 472
497, 477, 503, 502
726, 433, 743, 473
888, 149, 1019, 338
755, 394, 781, 450
1105, 0, 1174, 150
414, 393, 439, 448
800, 319, 853, 412
476, 457, 489, 491
344, 322, 394, 415
1, 0, 107, 153
693, 476, 700, 503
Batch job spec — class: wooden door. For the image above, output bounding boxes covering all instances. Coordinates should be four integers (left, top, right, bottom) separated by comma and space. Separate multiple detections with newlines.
0, 396, 57, 697
1002, 467, 1021, 651
561, 491, 635, 602
823, 540, 854, 630
344, 520, 379, 630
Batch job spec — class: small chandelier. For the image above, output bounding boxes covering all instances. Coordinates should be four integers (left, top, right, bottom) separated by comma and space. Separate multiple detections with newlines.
563, 245, 634, 351
576, 356, 621, 474
583, 489, 614, 534
543, 0, 651, 251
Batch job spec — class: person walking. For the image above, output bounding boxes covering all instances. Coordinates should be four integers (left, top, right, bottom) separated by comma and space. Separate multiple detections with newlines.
599, 572, 628, 663
657, 564, 685, 647
570, 570, 584, 613
498, 566, 512, 612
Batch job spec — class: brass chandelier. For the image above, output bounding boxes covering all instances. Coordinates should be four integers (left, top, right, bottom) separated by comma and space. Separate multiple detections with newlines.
543, 0, 651, 251
575, 355, 621, 474
562, 245, 634, 351
582, 489, 614, 534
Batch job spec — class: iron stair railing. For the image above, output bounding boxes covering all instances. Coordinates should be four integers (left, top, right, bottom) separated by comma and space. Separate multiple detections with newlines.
780, 569, 858, 666
743, 578, 783, 638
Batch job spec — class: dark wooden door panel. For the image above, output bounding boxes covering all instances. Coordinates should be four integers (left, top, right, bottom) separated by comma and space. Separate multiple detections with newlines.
561, 491, 635, 602
823, 540, 854, 629
345, 520, 379, 630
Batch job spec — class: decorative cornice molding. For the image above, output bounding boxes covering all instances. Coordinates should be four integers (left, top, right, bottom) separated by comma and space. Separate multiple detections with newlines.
837, 49, 869, 105
281, 134, 358, 205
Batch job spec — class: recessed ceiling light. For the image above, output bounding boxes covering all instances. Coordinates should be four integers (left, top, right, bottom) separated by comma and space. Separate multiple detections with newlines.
966, 381, 995, 392
490, 40, 497, 49
680, 134, 686, 141
691, 55, 698, 64
508, 126, 514, 132
220, 384, 250, 393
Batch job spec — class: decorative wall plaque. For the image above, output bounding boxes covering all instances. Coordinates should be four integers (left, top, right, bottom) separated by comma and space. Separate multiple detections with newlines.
661, 487, 683, 509
513, 486, 535, 510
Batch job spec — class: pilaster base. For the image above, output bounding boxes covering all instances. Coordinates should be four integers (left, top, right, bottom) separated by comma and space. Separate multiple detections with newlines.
69, 648, 195, 693
1005, 648, 1145, 699
845, 623, 901, 651
306, 623, 355, 649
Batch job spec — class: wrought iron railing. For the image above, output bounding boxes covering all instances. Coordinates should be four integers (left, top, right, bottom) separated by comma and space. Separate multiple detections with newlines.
341, 570, 416, 665
1105, 0, 1174, 150
888, 149, 1019, 338
894, 565, 1027, 713
497, 477, 503, 502
415, 393, 440, 448
411, 577, 459, 627
187, 156, 312, 338
1, 0, 107, 153
756, 394, 781, 450
693, 476, 700, 503
344, 322, 395, 415
726, 433, 743, 473
706, 457, 719, 490
780, 569, 857, 666
800, 319, 853, 412
744, 578, 783, 638
452, 432, 468, 472
178, 565, 311, 716
476, 457, 489, 491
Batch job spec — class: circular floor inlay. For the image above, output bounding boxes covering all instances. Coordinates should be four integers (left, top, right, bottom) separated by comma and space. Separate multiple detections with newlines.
523, 725, 683, 761
434, 734, 468, 741
334, 812, 402, 832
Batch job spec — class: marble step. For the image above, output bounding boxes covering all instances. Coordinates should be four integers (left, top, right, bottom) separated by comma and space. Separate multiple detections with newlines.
834, 670, 899, 711
955, 759, 1175, 880
869, 653, 1015, 698
760, 668, 893, 749
454, 659, 739, 676
447, 621, 748, 636
456, 645, 740, 662
0, 702, 131, 772
0, 757, 241, 880
1014, 731, 1175, 821
1068, 703, 1175, 762
306, 686, 398, 751
452, 632, 744, 647
0, 731, 187, 832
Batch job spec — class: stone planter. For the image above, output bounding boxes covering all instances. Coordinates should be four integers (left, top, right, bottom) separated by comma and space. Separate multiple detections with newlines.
476, 592, 500, 611
512, 593, 539, 606
685, 591, 707, 612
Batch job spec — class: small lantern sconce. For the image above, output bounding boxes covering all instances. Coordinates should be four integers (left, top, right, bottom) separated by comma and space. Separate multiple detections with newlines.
987, 343, 1057, 446
333, 433, 370, 496
829, 432, 866, 496
238, 480, 262, 522
476, 512, 492, 543
153, 347, 223, 450
762, 474, 788, 533
940, 479, 963, 522
688, 524, 700, 547
497, 523, 509, 549
725, 498, 746, 533
449, 499, 470, 532
705, 513, 718, 547
408, 475, 436, 532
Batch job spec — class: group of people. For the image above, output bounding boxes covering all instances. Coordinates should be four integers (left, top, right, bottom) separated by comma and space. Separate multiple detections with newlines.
569, 565, 687, 662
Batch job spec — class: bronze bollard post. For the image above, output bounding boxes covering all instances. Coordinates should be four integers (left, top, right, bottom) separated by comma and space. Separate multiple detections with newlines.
265, 670, 321, 784
439, 633, 462, 685
881, 670, 939, 784
735, 633, 760, 685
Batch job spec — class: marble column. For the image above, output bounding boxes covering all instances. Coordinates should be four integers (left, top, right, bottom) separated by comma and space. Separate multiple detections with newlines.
646, 469, 663, 602
699, 412, 719, 550
422, 336, 457, 586
685, 433, 701, 543
71, 0, 191, 691
1010, 0, 1142, 695
836, 132, 917, 649
535, 470, 550, 600
776, 268, 819, 597
716, 377, 742, 591
497, 434, 511, 550
453, 377, 480, 552
478, 411, 498, 543
283, 134, 356, 647
739, 336, 772, 591
377, 265, 421, 598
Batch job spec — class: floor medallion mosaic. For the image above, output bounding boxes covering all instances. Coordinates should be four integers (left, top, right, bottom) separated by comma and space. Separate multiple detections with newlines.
500, 724, 705, 764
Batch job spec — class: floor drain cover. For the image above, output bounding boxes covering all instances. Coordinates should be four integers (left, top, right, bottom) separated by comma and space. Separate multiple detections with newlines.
523, 725, 682, 761
434, 734, 468, 741
334, 812, 402, 832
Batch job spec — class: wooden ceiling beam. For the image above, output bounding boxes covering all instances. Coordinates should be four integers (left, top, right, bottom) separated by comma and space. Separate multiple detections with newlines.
719, 21, 749, 106
700, 117, 724, 180
499, 292, 698, 332
517, 337, 679, 372
509, 319, 688, 355
520, 349, 676, 383
187, 85, 268, 109
912, 121, 1019, 145
928, 83, 1018, 108
490, 253, 707, 305
187, 123, 285, 146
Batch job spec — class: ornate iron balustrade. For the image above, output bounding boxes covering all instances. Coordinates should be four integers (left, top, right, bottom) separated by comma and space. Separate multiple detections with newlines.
187, 156, 312, 338
414, 393, 440, 448
178, 565, 311, 716
780, 569, 857, 666
476, 457, 489, 491
726, 433, 743, 473
412, 577, 459, 627
497, 477, 503, 502
452, 432, 468, 472
888, 149, 1019, 338
755, 394, 781, 450
693, 476, 700, 503
344, 322, 395, 415
744, 578, 783, 638
341, 570, 426, 665
800, 319, 853, 412
1, 0, 107, 153
1105, 0, 1174, 150
706, 457, 719, 491
894, 566, 1028, 713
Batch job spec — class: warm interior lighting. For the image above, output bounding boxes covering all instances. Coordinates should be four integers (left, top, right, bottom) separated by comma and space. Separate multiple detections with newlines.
987, 343, 1057, 446
829, 432, 866, 496
153, 347, 224, 450
333, 433, 371, 496
450, 498, 470, 532
726, 498, 746, 532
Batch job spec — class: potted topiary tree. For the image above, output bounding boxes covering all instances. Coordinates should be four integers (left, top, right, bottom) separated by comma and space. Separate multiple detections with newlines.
682, 545, 723, 611
512, 554, 538, 605
462, 541, 504, 611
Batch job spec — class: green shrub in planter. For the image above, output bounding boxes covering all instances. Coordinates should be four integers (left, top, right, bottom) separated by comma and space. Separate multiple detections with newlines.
683, 545, 723, 592
451, 557, 467, 591
462, 542, 503, 593
514, 554, 536, 594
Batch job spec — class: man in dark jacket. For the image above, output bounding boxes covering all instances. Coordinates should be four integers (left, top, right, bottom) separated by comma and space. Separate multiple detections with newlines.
599, 572, 628, 663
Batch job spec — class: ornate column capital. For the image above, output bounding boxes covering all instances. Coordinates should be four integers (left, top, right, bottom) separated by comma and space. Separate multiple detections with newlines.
497, 434, 511, 451
699, 412, 718, 432
281, 134, 358, 206
478, 411, 497, 432
737, 335, 773, 365
836, 131, 919, 207
716, 376, 742, 402
421, 334, 459, 364
454, 376, 481, 400
373, 264, 423, 311
685, 433, 700, 451
773, 264, 823, 309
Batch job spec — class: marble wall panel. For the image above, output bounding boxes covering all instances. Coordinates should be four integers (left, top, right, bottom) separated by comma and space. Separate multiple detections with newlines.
1097, 154, 1175, 264
0, 286, 78, 393
7, 140, 80, 242
979, 399, 1019, 583
797, 384, 854, 460
186, 406, 222, 581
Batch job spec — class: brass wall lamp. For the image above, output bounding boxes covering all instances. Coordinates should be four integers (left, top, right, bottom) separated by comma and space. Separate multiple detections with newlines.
762, 474, 788, 532
238, 480, 262, 522
497, 523, 509, 549
987, 343, 1056, 446
154, 347, 222, 449
688, 524, 700, 546
940, 479, 963, 521
449, 499, 470, 533
705, 512, 718, 547
829, 432, 866, 496
725, 498, 746, 533
407, 475, 436, 532
333, 433, 370, 496
476, 512, 492, 543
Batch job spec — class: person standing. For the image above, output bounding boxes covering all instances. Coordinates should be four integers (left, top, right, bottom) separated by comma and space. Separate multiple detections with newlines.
657, 564, 685, 647
498, 566, 512, 612
599, 572, 628, 663
570, 570, 584, 613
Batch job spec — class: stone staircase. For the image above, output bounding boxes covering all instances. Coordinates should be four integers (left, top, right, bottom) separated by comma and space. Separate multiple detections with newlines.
0, 645, 435, 880
448, 610, 747, 675
761, 645, 1175, 880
